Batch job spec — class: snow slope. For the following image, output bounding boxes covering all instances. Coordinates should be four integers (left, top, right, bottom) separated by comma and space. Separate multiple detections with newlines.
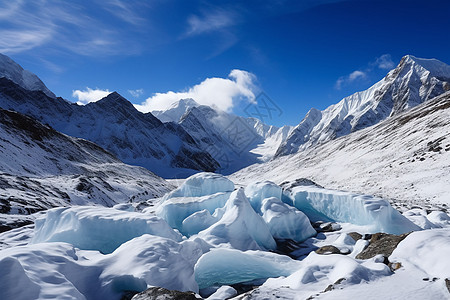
0, 108, 173, 230
231, 91, 450, 207
0, 54, 55, 98
276, 55, 450, 157
152, 98, 200, 123
0, 76, 218, 177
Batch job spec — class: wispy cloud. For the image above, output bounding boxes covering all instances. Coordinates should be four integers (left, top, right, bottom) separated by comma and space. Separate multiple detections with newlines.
182, 6, 240, 58
72, 88, 111, 105
135, 69, 257, 113
128, 89, 144, 98
373, 54, 395, 70
99, 0, 148, 26
0, 1, 147, 57
186, 8, 237, 36
335, 54, 396, 89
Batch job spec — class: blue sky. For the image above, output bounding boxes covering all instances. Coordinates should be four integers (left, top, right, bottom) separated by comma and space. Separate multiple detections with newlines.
1, 0, 450, 126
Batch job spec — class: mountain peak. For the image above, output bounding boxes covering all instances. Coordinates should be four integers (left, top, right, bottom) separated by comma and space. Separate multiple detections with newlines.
398, 55, 450, 79
153, 98, 201, 123
0, 53, 56, 98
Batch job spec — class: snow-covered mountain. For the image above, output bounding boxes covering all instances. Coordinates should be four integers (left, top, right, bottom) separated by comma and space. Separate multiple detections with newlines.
0, 107, 174, 231
153, 99, 293, 173
276, 55, 450, 157
231, 90, 450, 207
152, 98, 200, 123
0, 53, 55, 98
0, 63, 219, 178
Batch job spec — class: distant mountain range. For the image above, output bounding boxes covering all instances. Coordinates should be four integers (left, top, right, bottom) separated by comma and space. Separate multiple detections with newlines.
0, 57, 219, 178
231, 90, 450, 207
0, 53, 449, 181
154, 98, 293, 173
275, 55, 450, 157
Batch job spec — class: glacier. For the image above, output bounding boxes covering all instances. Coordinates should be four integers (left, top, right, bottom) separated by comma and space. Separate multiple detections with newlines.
197, 188, 277, 251
261, 197, 316, 242
31, 206, 182, 254
1, 172, 447, 300
163, 172, 235, 199
194, 248, 300, 289
284, 186, 420, 234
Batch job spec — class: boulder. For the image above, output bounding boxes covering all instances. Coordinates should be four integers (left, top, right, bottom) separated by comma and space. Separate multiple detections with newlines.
356, 232, 410, 260
131, 287, 199, 300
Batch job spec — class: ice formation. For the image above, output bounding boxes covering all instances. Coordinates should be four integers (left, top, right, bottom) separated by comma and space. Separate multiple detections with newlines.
31, 206, 182, 253
163, 172, 235, 199
194, 248, 300, 289
244, 181, 282, 213
261, 197, 316, 241
285, 186, 420, 234
156, 192, 230, 234
198, 189, 277, 251
2, 173, 439, 300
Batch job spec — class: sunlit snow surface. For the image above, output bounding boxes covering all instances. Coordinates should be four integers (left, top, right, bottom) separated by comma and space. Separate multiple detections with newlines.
0, 172, 449, 300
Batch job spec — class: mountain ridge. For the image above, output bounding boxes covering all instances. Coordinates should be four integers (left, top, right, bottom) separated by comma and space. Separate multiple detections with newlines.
0, 75, 219, 177
275, 55, 450, 157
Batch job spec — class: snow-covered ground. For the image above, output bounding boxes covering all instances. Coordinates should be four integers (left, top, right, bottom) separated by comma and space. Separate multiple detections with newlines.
231, 91, 450, 208
0, 173, 449, 299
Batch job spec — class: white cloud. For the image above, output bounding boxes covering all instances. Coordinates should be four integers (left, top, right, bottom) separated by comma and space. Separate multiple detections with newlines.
335, 70, 366, 90
374, 54, 395, 70
128, 89, 144, 98
348, 70, 366, 81
135, 69, 257, 113
72, 88, 111, 105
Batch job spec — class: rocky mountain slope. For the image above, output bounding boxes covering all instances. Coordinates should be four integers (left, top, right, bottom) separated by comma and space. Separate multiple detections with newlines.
0, 71, 218, 178
231, 91, 450, 207
0, 108, 173, 231
154, 98, 293, 173
276, 55, 450, 157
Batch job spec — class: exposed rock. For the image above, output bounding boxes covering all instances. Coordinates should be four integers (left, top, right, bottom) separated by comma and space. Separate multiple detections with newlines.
312, 222, 342, 233
356, 232, 410, 259
131, 287, 199, 300
315, 245, 341, 255
445, 278, 450, 293
323, 278, 346, 293
348, 232, 362, 242
388, 262, 402, 271
280, 178, 323, 190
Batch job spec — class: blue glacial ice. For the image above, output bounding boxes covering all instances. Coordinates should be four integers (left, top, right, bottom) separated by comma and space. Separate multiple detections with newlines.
156, 192, 230, 234
284, 186, 420, 234
198, 188, 277, 251
163, 172, 235, 199
261, 197, 316, 241
31, 206, 182, 253
244, 181, 282, 213
194, 248, 300, 289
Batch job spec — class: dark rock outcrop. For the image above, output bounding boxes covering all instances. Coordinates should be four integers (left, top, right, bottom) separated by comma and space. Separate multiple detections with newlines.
356, 232, 410, 259
131, 287, 199, 300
